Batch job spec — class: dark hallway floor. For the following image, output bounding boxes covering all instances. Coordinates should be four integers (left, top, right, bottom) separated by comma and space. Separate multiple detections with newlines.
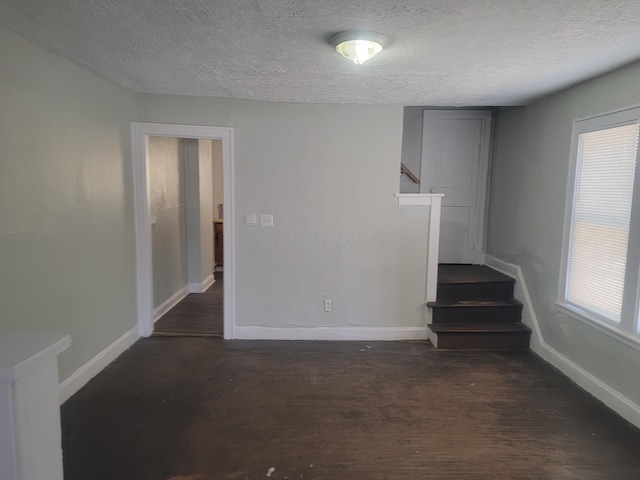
61, 338, 640, 480
153, 272, 223, 337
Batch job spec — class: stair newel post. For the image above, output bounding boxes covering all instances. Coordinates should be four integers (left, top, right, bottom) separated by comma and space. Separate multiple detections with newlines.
394, 193, 445, 333
426, 194, 443, 306
0, 332, 71, 480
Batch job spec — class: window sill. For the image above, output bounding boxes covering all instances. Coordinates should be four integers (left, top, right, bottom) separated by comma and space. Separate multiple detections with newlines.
555, 302, 640, 352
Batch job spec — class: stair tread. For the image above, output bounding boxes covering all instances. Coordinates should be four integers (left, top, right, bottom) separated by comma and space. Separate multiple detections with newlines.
429, 322, 531, 333
438, 264, 514, 285
427, 298, 523, 308
430, 264, 530, 350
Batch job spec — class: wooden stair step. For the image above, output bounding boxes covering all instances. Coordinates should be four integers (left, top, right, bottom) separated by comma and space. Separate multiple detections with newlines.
437, 281, 515, 300
428, 298, 523, 323
437, 264, 515, 284
437, 265, 516, 300
429, 264, 530, 350
428, 298, 522, 308
429, 322, 530, 333
428, 322, 531, 350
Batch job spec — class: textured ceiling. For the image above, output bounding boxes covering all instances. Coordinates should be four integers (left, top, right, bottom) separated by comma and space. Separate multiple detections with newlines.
3, 1, 640, 105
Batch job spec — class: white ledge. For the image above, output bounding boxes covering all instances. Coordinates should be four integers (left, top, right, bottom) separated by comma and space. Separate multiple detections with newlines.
0, 331, 71, 382
395, 193, 444, 206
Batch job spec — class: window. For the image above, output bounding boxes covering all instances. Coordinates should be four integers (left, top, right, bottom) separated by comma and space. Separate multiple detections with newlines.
559, 106, 640, 342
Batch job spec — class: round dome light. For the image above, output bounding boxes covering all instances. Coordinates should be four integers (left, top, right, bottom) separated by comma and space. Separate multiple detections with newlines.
329, 31, 389, 65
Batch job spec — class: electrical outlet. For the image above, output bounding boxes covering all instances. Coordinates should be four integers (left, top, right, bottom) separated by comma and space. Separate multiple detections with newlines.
246, 214, 257, 225
324, 299, 332, 312
261, 214, 274, 227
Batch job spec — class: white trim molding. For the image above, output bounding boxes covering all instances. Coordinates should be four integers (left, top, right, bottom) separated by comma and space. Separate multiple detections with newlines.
394, 193, 443, 206
188, 274, 215, 294
534, 337, 640, 429
0, 332, 71, 480
394, 193, 443, 320
555, 302, 640, 352
131, 123, 235, 340
153, 287, 189, 322
557, 106, 640, 340
59, 325, 140, 404
234, 326, 427, 341
483, 256, 543, 348
425, 194, 442, 306
484, 255, 640, 429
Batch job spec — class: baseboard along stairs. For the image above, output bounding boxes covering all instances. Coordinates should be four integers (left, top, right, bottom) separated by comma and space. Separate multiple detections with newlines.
427, 264, 531, 349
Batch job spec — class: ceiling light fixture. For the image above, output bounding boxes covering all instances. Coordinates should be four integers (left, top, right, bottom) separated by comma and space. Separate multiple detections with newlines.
329, 31, 389, 65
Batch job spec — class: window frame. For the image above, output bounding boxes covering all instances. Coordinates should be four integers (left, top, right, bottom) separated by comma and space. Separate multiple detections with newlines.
557, 105, 640, 349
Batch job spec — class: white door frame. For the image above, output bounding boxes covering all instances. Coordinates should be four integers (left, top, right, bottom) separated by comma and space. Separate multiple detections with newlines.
131, 122, 235, 339
419, 109, 492, 264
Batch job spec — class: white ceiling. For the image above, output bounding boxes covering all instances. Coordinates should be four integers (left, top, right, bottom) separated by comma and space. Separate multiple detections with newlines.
3, 0, 640, 106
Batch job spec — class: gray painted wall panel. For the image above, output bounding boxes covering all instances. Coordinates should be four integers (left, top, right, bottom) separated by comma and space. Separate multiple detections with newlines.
400, 107, 423, 193
0, 27, 137, 382
136, 95, 430, 330
198, 139, 214, 279
488, 61, 640, 406
149, 136, 187, 307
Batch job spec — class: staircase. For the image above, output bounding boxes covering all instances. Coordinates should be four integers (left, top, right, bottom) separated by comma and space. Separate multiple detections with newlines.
427, 264, 531, 350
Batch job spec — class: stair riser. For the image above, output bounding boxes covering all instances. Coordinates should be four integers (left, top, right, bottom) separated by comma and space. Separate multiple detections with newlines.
432, 332, 531, 350
432, 306, 522, 323
432, 265, 529, 350
437, 281, 514, 300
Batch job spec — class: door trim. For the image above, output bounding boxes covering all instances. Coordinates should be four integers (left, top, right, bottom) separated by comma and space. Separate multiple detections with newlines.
419, 109, 492, 264
131, 122, 235, 339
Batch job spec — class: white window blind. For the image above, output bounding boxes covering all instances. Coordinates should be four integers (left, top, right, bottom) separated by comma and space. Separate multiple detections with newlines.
566, 123, 639, 322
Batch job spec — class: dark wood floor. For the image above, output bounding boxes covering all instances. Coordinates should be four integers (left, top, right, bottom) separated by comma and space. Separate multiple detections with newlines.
154, 272, 223, 337
61, 338, 640, 480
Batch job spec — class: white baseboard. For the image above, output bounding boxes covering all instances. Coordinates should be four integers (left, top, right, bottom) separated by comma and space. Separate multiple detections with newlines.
534, 337, 640, 429
188, 274, 215, 293
59, 325, 139, 404
483, 255, 543, 348
484, 255, 640, 429
233, 326, 427, 341
153, 287, 189, 322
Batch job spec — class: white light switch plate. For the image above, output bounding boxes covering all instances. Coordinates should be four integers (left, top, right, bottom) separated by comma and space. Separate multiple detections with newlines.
246, 214, 257, 225
260, 214, 274, 227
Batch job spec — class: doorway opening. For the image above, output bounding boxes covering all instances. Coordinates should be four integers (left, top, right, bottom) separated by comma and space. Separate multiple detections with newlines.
131, 123, 235, 339
419, 109, 492, 264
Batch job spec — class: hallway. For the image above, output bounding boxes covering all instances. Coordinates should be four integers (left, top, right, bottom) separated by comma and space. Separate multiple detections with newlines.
154, 272, 223, 337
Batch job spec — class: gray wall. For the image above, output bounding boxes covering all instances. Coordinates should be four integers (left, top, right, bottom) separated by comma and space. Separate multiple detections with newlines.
0, 24, 431, 387
0, 27, 137, 381
184, 138, 214, 285
211, 139, 224, 221
487, 60, 640, 408
136, 95, 431, 330
400, 107, 423, 193
8, 15, 638, 417
211, 139, 223, 267
198, 139, 215, 279
149, 136, 188, 308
